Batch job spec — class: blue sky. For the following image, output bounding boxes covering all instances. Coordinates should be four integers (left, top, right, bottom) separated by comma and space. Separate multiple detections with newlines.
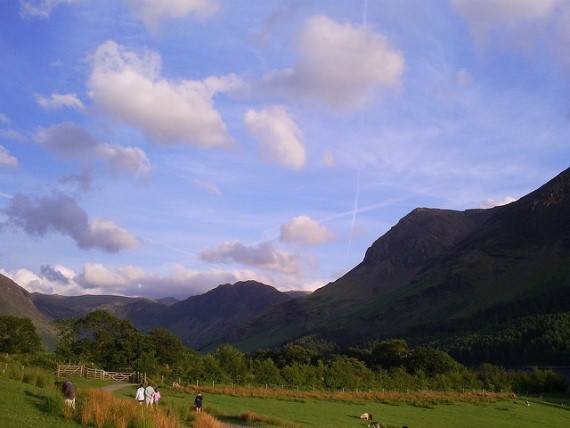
1, 0, 569, 300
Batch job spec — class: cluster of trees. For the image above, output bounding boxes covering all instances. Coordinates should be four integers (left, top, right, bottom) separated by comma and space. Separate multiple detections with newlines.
0, 315, 42, 353
48, 310, 566, 394
438, 313, 570, 366
2, 311, 567, 394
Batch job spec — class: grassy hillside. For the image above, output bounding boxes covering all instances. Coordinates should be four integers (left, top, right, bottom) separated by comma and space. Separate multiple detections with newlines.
0, 274, 57, 350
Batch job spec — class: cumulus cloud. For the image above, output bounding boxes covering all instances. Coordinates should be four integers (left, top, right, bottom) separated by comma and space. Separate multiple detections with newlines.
199, 240, 301, 275
75, 262, 265, 298
244, 105, 306, 170
480, 196, 517, 208
35, 93, 84, 110
0, 146, 18, 169
2, 192, 139, 252
3, 263, 270, 299
280, 215, 335, 245
36, 122, 151, 176
260, 15, 405, 109
126, 0, 220, 31
87, 40, 239, 147
19, 0, 78, 18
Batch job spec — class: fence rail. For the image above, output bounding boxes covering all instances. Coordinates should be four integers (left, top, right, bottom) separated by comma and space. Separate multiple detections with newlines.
56, 364, 144, 383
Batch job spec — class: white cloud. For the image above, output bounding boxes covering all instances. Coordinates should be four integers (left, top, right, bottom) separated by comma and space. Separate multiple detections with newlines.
280, 215, 335, 245
480, 196, 517, 208
95, 143, 151, 176
19, 0, 78, 18
35, 93, 84, 110
261, 15, 405, 109
244, 105, 306, 170
0, 146, 18, 169
6, 263, 263, 299
199, 240, 301, 275
0, 113, 11, 124
87, 40, 239, 148
83, 218, 139, 252
125, 0, 220, 31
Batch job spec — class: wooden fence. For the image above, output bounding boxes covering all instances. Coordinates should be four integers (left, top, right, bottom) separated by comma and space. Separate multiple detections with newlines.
56, 364, 145, 383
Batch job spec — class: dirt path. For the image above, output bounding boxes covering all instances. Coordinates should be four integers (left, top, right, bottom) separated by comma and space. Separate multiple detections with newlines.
101, 382, 138, 393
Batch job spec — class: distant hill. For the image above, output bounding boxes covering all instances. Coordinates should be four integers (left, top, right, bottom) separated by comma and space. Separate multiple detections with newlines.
159, 280, 294, 351
30, 293, 163, 319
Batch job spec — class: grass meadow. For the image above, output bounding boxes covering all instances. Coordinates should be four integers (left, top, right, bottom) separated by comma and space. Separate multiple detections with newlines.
118, 383, 570, 428
1, 364, 569, 427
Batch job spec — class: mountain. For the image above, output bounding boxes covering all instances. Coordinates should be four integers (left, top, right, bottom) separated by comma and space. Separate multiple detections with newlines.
0, 274, 57, 349
30, 293, 169, 320
158, 280, 294, 351
231, 167, 570, 352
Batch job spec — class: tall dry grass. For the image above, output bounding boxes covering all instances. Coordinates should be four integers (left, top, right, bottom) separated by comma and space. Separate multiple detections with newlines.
80, 388, 182, 428
178, 383, 509, 406
192, 412, 226, 428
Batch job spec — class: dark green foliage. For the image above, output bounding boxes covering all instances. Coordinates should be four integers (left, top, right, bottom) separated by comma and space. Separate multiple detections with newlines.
145, 327, 187, 367
54, 310, 144, 370
437, 312, 570, 365
0, 315, 42, 353
48, 309, 568, 394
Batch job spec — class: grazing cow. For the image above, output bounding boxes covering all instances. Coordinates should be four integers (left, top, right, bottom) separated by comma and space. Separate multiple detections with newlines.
368, 423, 381, 428
360, 412, 373, 420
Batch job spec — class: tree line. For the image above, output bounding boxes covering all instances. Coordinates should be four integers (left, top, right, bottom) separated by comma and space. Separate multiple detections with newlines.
1, 311, 566, 394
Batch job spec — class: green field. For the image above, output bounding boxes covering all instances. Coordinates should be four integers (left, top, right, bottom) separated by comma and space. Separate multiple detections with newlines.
196, 390, 570, 428
115, 384, 570, 428
2, 370, 569, 428
0, 374, 82, 427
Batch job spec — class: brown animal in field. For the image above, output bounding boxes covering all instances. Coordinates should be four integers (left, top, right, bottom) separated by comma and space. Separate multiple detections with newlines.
368, 422, 381, 428
360, 412, 373, 420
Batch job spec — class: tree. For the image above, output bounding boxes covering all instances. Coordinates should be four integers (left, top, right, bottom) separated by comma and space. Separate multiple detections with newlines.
210, 344, 249, 383
145, 328, 187, 367
370, 339, 410, 370
0, 315, 42, 353
53, 310, 144, 370
407, 347, 462, 376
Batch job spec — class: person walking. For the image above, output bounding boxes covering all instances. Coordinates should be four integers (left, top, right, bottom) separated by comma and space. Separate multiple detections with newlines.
135, 384, 145, 404
145, 384, 155, 407
153, 387, 161, 405
193, 392, 203, 412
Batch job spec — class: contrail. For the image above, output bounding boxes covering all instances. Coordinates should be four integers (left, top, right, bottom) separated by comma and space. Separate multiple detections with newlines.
345, 172, 361, 265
